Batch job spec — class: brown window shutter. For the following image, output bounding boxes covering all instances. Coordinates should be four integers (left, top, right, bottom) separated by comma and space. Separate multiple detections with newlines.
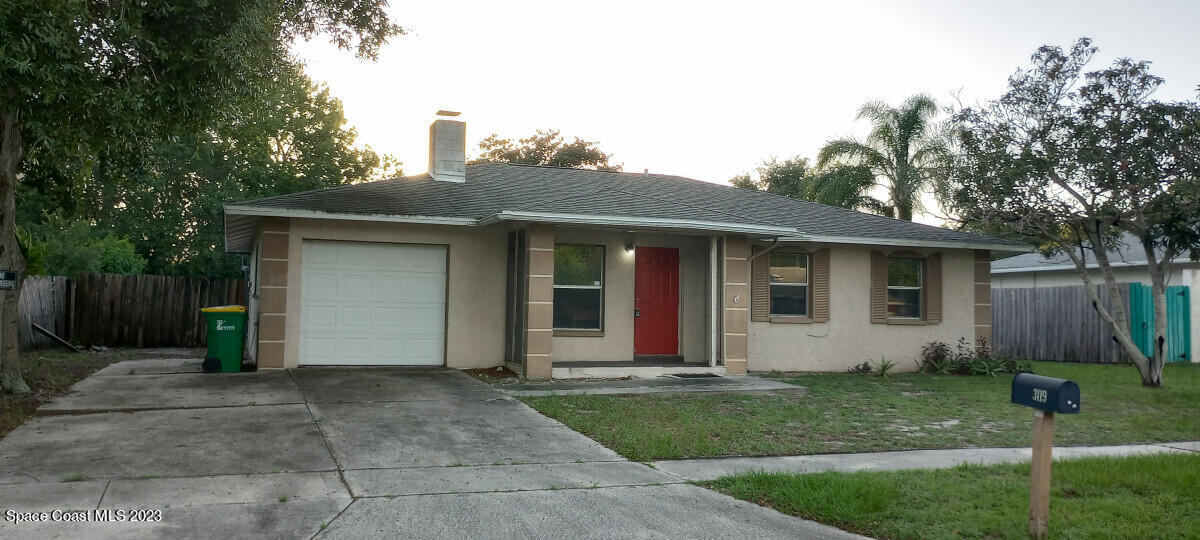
751, 246, 770, 322
811, 248, 830, 322
926, 253, 943, 324
870, 250, 887, 324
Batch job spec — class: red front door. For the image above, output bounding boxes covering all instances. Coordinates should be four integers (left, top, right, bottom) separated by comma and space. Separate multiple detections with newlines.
634, 246, 680, 356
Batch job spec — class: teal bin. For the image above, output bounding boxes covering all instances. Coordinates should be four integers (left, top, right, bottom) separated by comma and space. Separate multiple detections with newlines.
201, 306, 247, 373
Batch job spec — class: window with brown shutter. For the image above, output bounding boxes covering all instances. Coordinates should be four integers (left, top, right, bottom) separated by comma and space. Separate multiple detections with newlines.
812, 248, 830, 322
751, 246, 830, 324
750, 246, 770, 322
870, 251, 888, 324
871, 250, 942, 325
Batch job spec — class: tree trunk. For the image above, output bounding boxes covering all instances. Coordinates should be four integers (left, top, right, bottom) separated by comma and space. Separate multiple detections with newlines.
1060, 228, 1154, 384
1141, 239, 1170, 388
0, 109, 29, 394
1083, 228, 1158, 386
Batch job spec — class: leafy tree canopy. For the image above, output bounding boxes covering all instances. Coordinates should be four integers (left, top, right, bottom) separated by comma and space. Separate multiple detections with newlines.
943, 37, 1200, 387
470, 130, 621, 171
20, 63, 398, 277
0, 1, 402, 393
731, 157, 886, 215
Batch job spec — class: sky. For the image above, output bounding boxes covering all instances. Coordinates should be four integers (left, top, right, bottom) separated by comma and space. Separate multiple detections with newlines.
294, 0, 1200, 218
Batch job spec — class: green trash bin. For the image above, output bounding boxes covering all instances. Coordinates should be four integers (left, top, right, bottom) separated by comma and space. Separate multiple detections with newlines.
201, 305, 247, 373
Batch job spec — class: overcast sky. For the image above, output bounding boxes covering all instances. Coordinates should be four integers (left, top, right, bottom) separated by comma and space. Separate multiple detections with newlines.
295, 0, 1200, 190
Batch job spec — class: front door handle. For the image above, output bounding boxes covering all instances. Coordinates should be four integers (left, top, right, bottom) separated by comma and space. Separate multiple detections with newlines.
634, 308, 640, 318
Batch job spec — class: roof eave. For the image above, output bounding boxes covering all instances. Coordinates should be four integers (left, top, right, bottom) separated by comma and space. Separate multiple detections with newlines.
223, 204, 478, 226
482, 210, 800, 237
779, 234, 1035, 253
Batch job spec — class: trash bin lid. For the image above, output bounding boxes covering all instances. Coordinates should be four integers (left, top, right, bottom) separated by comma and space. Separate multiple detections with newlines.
200, 305, 247, 313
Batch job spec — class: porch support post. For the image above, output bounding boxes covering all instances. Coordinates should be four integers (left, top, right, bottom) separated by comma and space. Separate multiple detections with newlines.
723, 235, 750, 374
524, 224, 555, 379
974, 250, 992, 346
709, 235, 719, 368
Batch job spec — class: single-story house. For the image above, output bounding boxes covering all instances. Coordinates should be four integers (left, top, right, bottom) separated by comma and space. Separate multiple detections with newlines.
991, 233, 1200, 290
223, 115, 1028, 378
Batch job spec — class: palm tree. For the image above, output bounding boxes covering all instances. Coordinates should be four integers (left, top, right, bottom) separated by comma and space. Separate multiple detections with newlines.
816, 94, 948, 221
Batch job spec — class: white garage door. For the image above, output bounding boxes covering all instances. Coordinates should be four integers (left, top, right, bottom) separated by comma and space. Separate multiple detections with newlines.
300, 240, 447, 366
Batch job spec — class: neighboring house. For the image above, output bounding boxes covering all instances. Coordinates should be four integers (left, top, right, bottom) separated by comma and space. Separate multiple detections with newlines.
991, 233, 1200, 290
991, 235, 1199, 364
223, 114, 1027, 378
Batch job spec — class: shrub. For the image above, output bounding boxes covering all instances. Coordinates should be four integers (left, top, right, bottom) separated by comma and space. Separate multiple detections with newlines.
846, 361, 872, 374
918, 337, 1029, 376
873, 358, 896, 378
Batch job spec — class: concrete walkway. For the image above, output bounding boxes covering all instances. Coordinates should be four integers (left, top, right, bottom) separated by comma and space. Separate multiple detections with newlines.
652, 441, 1200, 481
0, 359, 859, 539
498, 374, 806, 397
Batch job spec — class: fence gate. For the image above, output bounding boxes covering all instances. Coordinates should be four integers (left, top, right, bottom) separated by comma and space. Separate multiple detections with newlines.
1128, 283, 1191, 363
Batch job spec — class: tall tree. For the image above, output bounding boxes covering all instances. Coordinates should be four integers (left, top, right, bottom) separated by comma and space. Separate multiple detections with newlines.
470, 130, 621, 171
20, 64, 396, 277
0, 1, 401, 393
944, 38, 1200, 387
732, 157, 886, 214
817, 94, 950, 220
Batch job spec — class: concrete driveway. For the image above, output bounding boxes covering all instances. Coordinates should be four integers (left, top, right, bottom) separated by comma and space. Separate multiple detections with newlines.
0, 359, 859, 539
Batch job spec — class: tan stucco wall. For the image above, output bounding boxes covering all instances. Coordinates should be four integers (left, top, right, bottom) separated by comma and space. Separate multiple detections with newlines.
552, 229, 711, 363
748, 244, 977, 372
283, 218, 509, 369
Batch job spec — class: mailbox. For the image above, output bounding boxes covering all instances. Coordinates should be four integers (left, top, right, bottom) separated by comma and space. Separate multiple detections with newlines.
1011, 373, 1080, 414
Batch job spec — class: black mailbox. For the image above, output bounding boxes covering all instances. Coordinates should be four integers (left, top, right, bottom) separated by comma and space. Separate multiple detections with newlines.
1011, 373, 1080, 414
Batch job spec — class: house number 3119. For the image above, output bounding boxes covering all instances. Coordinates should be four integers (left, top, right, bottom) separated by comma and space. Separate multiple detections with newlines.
1031, 388, 1048, 403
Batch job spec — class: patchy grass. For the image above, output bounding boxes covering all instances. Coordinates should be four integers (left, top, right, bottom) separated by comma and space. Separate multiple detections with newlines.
517, 361, 1200, 460
702, 453, 1200, 540
1, 349, 132, 439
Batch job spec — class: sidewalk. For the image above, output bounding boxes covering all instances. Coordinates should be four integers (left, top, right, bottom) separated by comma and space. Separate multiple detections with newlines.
651, 441, 1200, 481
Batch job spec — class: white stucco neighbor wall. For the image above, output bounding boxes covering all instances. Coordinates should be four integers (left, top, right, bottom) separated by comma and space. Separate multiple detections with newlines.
748, 245, 977, 372
1188, 268, 1200, 364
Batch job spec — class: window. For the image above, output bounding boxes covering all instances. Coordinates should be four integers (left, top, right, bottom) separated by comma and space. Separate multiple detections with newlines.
553, 245, 604, 330
887, 257, 923, 319
769, 251, 809, 317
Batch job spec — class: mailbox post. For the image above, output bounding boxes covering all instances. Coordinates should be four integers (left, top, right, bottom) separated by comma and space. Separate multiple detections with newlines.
1011, 373, 1080, 540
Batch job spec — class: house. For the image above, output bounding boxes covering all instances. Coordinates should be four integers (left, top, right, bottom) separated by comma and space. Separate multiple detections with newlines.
991, 234, 1199, 363
222, 114, 1028, 378
990, 233, 1200, 290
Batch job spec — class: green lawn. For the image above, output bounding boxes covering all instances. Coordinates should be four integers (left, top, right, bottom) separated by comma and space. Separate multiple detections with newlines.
517, 361, 1200, 461
702, 453, 1200, 540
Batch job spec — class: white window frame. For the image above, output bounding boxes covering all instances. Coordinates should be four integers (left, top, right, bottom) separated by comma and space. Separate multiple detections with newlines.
769, 252, 810, 317
552, 244, 605, 331
886, 257, 924, 320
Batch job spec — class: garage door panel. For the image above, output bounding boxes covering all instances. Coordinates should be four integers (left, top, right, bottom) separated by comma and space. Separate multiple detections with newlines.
301, 240, 447, 366
304, 272, 343, 300
303, 304, 337, 329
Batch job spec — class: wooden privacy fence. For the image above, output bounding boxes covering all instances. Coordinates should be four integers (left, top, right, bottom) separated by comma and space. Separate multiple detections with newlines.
18, 274, 246, 349
992, 285, 1131, 363
992, 284, 1192, 363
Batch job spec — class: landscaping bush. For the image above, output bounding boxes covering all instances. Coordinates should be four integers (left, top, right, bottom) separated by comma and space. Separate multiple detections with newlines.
918, 338, 1028, 376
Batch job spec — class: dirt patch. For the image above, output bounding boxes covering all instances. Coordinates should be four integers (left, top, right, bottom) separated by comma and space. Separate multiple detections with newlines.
464, 366, 522, 383
1, 348, 132, 439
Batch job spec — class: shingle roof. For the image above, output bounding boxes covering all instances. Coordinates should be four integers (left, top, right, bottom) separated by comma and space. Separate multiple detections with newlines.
991, 232, 1194, 273
229, 162, 1025, 249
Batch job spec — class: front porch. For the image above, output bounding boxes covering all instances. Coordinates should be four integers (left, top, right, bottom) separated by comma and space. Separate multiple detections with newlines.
551, 358, 728, 379
502, 223, 753, 379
